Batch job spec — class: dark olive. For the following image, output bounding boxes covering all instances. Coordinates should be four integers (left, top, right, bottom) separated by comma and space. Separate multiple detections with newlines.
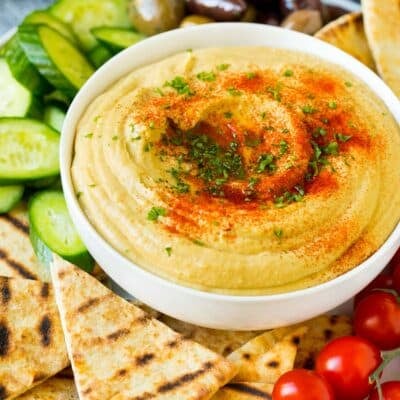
322, 5, 348, 23
279, 0, 322, 16
180, 14, 214, 27
257, 11, 281, 25
128, 0, 185, 36
186, 0, 248, 21
248, 0, 280, 11
281, 9, 322, 34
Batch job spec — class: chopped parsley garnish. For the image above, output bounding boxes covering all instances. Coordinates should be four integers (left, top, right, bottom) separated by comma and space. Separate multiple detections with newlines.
112, 135, 118, 141
248, 177, 260, 190
245, 137, 261, 147
129, 123, 135, 132
345, 81, 353, 87
165, 247, 172, 256
257, 153, 276, 173
274, 186, 304, 208
192, 239, 205, 246
322, 118, 329, 124
88, 184, 97, 188
147, 207, 167, 221
197, 71, 216, 82
328, 101, 337, 110
284, 69, 293, 77
282, 128, 290, 134
227, 87, 242, 96
84, 132, 93, 138
301, 105, 317, 114
246, 72, 256, 79
260, 112, 266, 120
144, 142, 153, 152
164, 76, 193, 96
336, 133, 352, 142
224, 111, 233, 119
313, 127, 327, 138
267, 84, 282, 102
323, 141, 339, 155
149, 121, 155, 129
131, 136, 141, 141
274, 229, 283, 239
155, 87, 164, 96
217, 63, 230, 71
93, 115, 101, 122
76, 191, 83, 199
279, 140, 288, 155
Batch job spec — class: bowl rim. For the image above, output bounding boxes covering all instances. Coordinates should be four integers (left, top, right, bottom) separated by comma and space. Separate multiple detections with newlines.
61, 22, 400, 302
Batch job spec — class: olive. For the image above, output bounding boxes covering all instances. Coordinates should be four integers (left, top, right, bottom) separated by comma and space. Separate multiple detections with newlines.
241, 4, 257, 22
128, 0, 186, 36
180, 14, 215, 27
186, 0, 248, 21
281, 9, 322, 34
249, 0, 280, 11
322, 5, 348, 23
257, 11, 281, 25
279, 0, 322, 16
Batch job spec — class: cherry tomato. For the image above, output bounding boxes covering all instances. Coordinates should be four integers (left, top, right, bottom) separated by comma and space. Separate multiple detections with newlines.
354, 274, 394, 307
272, 369, 334, 400
393, 262, 400, 294
369, 381, 400, 400
316, 336, 382, 400
354, 291, 400, 350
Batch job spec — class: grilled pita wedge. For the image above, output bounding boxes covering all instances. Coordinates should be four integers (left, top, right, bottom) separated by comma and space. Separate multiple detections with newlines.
51, 257, 237, 400
228, 327, 307, 384
294, 314, 352, 369
212, 383, 273, 399
0, 277, 69, 399
315, 12, 376, 71
15, 379, 78, 400
0, 204, 48, 281
362, 0, 400, 96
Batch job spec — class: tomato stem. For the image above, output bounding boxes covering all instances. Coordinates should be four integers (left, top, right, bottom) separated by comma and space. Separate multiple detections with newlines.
369, 347, 400, 400
372, 288, 400, 303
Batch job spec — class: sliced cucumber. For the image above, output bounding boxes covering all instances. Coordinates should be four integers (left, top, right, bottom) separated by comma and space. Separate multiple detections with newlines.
50, 0, 131, 51
26, 176, 60, 189
44, 90, 71, 108
44, 105, 65, 132
4, 36, 50, 95
91, 27, 145, 53
29, 223, 54, 271
23, 10, 78, 44
0, 58, 42, 118
0, 118, 60, 183
28, 190, 94, 272
18, 24, 94, 99
88, 45, 113, 68
0, 185, 24, 214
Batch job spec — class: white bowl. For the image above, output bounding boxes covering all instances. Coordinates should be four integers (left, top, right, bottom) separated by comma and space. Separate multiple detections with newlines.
61, 23, 400, 330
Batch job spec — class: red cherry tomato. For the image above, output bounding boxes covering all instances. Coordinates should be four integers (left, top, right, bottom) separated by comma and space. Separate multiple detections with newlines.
369, 381, 400, 400
316, 336, 382, 400
272, 369, 334, 400
354, 291, 400, 350
354, 274, 394, 307
393, 262, 400, 294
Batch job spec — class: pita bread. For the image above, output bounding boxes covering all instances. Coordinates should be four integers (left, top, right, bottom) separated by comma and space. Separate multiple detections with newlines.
16, 379, 78, 400
0, 277, 69, 399
294, 314, 352, 369
51, 257, 237, 400
228, 327, 307, 384
362, 0, 400, 96
0, 204, 48, 281
315, 12, 376, 71
212, 383, 273, 399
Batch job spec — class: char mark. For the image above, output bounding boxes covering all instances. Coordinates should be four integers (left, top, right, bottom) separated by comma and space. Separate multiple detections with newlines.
39, 316, 51, 346
226, 383, 272, 399
135, 353, 155, 366
107, 328, 130, 341
0, 280, 10, 304
41, 283, 50, 298
133, 393, 154, 400
0, 385, 7, 400
158, 361, 213, 394
0, 249, 37, 280
0, 214, 29, 234
76, 296, 102, 313
0, 322, 10, 357
267, 360, 279, 368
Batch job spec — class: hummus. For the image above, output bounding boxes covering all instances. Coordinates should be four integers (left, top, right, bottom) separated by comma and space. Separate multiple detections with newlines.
72, 47, 400, 295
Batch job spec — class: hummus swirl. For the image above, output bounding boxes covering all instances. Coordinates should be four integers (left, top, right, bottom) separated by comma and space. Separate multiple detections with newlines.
72, 47, 400, 294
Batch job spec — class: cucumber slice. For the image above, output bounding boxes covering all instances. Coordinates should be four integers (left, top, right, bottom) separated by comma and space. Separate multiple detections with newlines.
23, 10, 78, 44
18, 24, 94, 99
26, 176, 60, 189
88, 45, 113, 68
0, 185, 24, 214
28, 190, 94, 272
29, 223, 53, 271
4, 36, 50, 96
44, 90, 71, 108
44, 105, 65, 132
0, 118, 60, 183
0, 58, 42, 118
91, 27, 145, 53
50, 0, 131, 51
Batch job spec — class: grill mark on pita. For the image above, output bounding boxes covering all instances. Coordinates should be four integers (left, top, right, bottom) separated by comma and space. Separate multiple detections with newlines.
267, 360, 279, 368
117, 368, 127, 377
107, 328, 130, 341
41, 283, 50, 298
243, 353, 251, 360
1, 214, 29, 234
133, 393, 154, 400
39, 316, 52, 346
135, 353, 155, 366
0, 322, 9, 356
0, 249, 37, 280
76, 296, 102, 313
0, 280, 10, 304
0, 385, 7, 400
226, 383, 272, 399
157, 361, 214, 394
167, 338, 181, 348
82, 387, 92, 396
223, 345, 233, 356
